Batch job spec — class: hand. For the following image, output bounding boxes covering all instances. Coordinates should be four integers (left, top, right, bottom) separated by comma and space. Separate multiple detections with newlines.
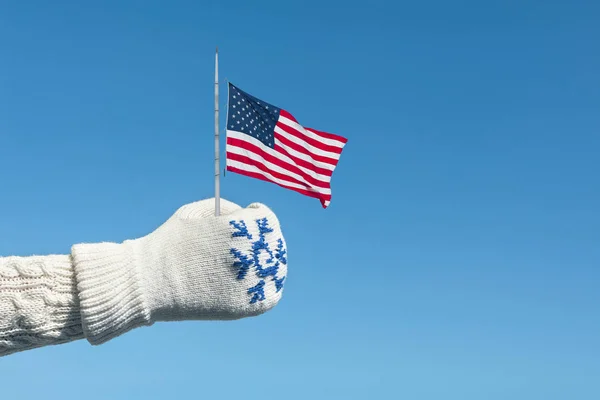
72, 198, 288, 344
138, 198, 288, 320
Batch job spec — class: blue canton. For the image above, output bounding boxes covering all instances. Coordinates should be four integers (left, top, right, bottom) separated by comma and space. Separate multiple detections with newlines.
229, 217, 287, 304
227, 83, 281, 148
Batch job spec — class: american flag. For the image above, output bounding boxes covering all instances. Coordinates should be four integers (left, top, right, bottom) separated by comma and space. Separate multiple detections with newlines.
225, 83, 347, 208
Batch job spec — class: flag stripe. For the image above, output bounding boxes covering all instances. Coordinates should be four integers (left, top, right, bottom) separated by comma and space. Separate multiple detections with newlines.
274, 131, 340, 166
227, 165, 331, 209
274, 124, 342, 160
273, 139, 337, 173
280, 110, 348, 144
305, 127, 348, 145
226, 143, 331, 190
278, 115, 346, 149
227, 131, 334, 179
276, 120, 344, 155
272, 142, 335, 177
227, 153, 331, 195
226, 162, 332, 201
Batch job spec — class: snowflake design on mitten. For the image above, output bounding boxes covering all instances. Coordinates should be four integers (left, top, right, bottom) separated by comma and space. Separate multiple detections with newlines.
229, 218, 287, 304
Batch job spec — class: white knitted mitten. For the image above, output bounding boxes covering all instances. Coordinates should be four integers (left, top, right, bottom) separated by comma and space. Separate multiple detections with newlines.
71, 198, 288, 345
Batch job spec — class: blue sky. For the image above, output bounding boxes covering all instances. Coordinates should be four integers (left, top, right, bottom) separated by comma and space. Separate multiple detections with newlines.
0, 0, 599, 398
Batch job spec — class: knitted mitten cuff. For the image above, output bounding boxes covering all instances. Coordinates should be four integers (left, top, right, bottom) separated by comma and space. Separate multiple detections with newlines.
71, 241, 151, 345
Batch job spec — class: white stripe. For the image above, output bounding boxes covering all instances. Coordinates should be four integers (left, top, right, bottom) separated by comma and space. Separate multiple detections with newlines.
227, 130, 335, 175
226, 144, 331, 192
273, 137, 337, 172
274, 125, 341, 161
227, 159, 331, 196
278, 115, 346, 148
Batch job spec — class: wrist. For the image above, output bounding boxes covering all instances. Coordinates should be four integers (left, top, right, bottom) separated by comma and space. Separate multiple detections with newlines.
71, 240, 152, 345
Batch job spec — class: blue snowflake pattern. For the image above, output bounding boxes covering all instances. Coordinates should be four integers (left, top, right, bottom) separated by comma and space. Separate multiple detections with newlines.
229, 217, 287, 304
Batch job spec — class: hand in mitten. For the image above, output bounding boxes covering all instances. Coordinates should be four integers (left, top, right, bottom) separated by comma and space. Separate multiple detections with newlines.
72, 198, 288, 345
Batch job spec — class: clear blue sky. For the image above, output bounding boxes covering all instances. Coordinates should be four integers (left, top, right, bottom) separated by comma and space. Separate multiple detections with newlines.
1, 0, 599, 398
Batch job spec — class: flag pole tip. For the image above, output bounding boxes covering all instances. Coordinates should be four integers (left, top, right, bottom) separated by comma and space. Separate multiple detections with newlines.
216, 46, 218, 53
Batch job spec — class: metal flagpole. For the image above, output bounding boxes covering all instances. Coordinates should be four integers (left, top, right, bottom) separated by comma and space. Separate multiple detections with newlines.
214, 47, 220, 216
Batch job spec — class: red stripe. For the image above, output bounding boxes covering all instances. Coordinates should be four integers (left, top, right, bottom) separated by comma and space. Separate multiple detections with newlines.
275, 133, 340, 166
272, 142, 334, 177
279, 109, 298, 122
227, 134, 333, 177
227, 137, 331, 187
226, 152, 330, 194
280, 109, 348, 144
305, 127, 348, 144
226, 165, 331, 207
276, 121, 343, 154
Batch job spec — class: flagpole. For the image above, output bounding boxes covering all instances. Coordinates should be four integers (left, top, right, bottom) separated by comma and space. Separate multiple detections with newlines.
214, 47, 220, 216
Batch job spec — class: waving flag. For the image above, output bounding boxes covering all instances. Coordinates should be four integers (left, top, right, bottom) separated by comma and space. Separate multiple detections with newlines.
225, 83, 347, 208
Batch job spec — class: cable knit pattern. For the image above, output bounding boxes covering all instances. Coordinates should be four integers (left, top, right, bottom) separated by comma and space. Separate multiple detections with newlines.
0, 255, 83, 356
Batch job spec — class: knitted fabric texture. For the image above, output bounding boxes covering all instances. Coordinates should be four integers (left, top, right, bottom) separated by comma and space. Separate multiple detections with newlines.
71, 198, 287, 344
0, 198, 287, 356
0, 255, 83, 356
